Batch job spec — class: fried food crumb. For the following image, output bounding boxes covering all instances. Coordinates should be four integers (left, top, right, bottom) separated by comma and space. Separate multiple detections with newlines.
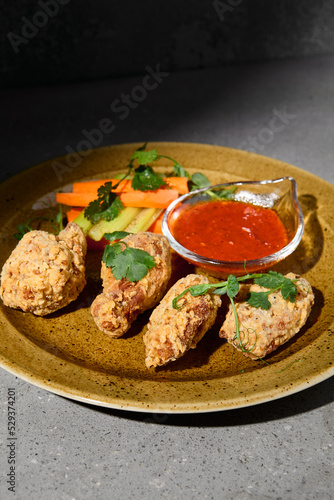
91, 232, 172, 338
219, 273, 314, 359
0, 223, 87, 315
144, 274, 221, 368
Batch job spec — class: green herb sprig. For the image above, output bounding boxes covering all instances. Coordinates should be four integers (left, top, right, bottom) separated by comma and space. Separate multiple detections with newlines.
13, 204, 64, 240
173, 270, 298, 355
83, 143, 213, 225
130, 143, 211, 192
84, 182, 124, 224
102, 231, 156, 282
173, 164, 211, 191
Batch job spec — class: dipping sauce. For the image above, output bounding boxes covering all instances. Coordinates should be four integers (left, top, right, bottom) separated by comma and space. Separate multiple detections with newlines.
172, 200, 289, 261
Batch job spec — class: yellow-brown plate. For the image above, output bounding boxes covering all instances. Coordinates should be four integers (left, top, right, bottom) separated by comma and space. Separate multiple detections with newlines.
0, 142, 333, 413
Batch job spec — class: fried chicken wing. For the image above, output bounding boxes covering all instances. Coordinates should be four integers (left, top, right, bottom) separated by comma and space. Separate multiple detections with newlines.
90, 232, 172, 338
144, 274, 221, 368
0, 222, 87, 315
219, 273, 314, 359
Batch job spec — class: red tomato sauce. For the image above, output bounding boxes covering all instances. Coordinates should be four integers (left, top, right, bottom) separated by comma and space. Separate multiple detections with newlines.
172, 200, 288, 261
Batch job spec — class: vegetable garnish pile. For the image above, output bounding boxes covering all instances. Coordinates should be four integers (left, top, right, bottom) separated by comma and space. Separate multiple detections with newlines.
173, 270, 298, 357
55, 143, 211, 245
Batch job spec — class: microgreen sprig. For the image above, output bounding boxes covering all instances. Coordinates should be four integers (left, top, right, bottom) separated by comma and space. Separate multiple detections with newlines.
172, 271, 298, 355
13, 204, 64, 240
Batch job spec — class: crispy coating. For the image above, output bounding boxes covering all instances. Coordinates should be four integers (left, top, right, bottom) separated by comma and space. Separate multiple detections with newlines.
219, 273, 314, 359
0, 223, 87, 315
144, 274, 221, 368
91, 232, 172, 338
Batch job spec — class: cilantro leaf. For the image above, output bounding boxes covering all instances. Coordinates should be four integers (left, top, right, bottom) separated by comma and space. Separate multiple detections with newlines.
247, 291, 271, 310
254, 271, 286, 289
84, 182, 124, 224
190, 172, 211, 191
102, 243, 123, 267
254, 271, 297, 303
131, 165, 166, 191
171, 163, 210, 193
102, 231, 156, 282
280, 278, 297, 302
111, 247, 155, 282
131, 148, 158, 165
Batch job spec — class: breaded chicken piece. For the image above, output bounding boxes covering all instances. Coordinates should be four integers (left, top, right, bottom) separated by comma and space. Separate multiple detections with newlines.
144, 274, 221, 368
219, 273, 314, 359
0, 222, 87, 315
91, 232, 172, 338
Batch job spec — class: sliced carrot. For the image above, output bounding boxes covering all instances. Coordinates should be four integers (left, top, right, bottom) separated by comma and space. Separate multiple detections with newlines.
118, 189, 178, 208
57, 189, 179, 209
72, 177, 189, 195
57, 192, 97, 207
148, 211, 165, 234
72, 179, 131, 194
66, 208, 83, 223
165, 177, 188, 194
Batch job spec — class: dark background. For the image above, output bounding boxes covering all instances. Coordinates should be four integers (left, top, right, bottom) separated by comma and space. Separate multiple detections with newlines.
1, 0, 334, 89
0, 4, 333, 499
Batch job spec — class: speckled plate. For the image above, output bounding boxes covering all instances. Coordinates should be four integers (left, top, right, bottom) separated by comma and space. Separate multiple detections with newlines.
0, 143, 333, 413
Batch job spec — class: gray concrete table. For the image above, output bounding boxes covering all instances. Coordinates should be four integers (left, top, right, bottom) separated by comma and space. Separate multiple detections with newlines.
0, 54, 333, 500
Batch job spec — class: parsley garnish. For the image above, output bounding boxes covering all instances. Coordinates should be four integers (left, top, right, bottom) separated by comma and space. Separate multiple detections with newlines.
84, 182, 124, 224
102, 231, 156, 282
173, 164, 211, 192
129, 144, 165, 191
131, 146, 159, 165
131, 164, 165, 191
248, 272, 298, 309
173, 271, 298, 356
129, 143, 212, 192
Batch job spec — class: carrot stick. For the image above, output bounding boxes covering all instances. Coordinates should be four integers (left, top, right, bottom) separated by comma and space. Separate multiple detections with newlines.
66, 208, 82, 223
57, 189, 179, 209
72, 179, 131, 193
118, 189, 178, 208
166, 177, 188, 194
57, 192, 97, 207
72, 177, 189, 195
148, 211, 165, 234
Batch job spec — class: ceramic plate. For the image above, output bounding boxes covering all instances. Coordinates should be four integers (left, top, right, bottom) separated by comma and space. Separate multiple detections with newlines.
0, 142, 333, 413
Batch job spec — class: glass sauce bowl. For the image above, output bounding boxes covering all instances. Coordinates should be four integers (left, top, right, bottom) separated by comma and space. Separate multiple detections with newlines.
162, 177, 304, 278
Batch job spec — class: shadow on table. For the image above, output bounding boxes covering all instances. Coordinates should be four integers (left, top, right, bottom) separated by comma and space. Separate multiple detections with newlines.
78, 375, 333, 427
